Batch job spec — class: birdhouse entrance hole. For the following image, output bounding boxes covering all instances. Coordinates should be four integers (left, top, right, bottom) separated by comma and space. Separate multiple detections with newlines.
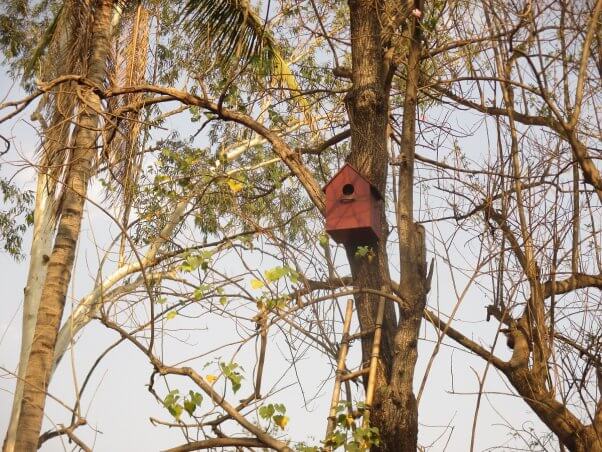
342, 184, 354, 196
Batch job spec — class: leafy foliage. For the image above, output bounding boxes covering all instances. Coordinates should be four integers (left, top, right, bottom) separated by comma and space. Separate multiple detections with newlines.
163, 389, 203, 420
163, 389, 183, 420
323, 404, 380, 451
354, 246, 375, 262
219, 361, 243, 393
259, 403, 289, 430
0, 177, 33, 259
0, 0, 57, 78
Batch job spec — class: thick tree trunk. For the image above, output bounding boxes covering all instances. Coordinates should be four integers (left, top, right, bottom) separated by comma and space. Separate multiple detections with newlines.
3, 175, 56, 452
13, 1, 114, 450
345, 0, 425, 450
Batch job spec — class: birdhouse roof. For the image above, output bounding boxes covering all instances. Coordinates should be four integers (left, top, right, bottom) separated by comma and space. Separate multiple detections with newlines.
322, 163, 383, 199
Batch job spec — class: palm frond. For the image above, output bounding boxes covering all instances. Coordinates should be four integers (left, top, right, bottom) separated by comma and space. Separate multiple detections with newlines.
272, 52, 316, 132
31, 0, 94, 208
183, 0, 317, 130
104, 4, 150, 210
183, 0, 271, 64
22, 3, 64, 79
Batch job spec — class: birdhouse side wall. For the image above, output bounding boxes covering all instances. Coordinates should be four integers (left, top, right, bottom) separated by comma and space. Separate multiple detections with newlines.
370, 196, 383, 240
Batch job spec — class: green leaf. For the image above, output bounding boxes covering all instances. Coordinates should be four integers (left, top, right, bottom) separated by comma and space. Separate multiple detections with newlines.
250, 278, 264, 289
263, 266, 298, 284
168, 403, 183, 420
163, 390, 184, 420
229, 373, 242, 393
184, 399, 196, 416
183, 390, 202, 417
181, 252, 213, 273
318, 233, 329, 248
355, 246, 375, 262
286, 267, 299, 284
264, 266, 288, 282
220, 361, 243, 393
355, 246, 370, 257
164, 389, 180, 405
326, 431, 346, 448
297, 446, 319, 452
166, 310, 177, 320
189, 391, 203, 406
193, 286, 205, 301
259, 404, 275, 419
347, 442, 361, 452
227, 178, 244, 193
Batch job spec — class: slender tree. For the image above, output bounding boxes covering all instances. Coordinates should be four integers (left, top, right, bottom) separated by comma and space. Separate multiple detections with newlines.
14, 0, 115, 449
3, 1, 94, 448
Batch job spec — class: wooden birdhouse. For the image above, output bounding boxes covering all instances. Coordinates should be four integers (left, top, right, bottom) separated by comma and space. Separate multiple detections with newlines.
323, 163, 383, 244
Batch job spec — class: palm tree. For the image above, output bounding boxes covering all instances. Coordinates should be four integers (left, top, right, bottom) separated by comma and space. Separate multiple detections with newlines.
3, 1, 96, 449
10, 0, 115, 449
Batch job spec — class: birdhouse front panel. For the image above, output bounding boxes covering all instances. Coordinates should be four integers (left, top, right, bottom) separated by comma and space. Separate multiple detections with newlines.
323, 164, 382, 244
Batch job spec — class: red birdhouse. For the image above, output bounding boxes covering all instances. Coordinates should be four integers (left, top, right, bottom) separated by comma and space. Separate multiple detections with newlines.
323, 163, 383, 244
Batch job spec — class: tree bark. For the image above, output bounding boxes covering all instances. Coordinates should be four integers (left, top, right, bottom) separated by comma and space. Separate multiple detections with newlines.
344, 0, 425, 450
505, 367, 602, 452
13, 1, 114, 450
3, 174, 56, 452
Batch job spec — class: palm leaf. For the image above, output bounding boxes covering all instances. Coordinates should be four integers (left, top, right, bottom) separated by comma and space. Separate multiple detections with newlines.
183, 0, 270, 64
103, 4, 151, 264
22, 3, 64, 79
30, 0, 94, 206
182, 0, 316, 131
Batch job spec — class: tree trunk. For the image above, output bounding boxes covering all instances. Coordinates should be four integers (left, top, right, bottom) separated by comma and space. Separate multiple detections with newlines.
381, 5, 426, 451
504, 361, 602, 452
5, 23, 85, 446
345, 0, 425, 450
13, 1, 114, 449
3, 174, 56, 452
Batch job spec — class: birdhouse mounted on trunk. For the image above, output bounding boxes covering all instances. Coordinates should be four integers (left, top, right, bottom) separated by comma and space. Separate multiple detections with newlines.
323, 163, 383, 244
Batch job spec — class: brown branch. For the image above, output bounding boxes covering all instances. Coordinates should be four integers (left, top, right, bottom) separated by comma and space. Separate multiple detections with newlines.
102, 319, 292, 452
567, 133, 602, 203
543, 273, 602, 298
157, 366, 292, 451
0, 74, 86, 123
423, 29, 514, 59
3, 76, 326, 212
486, 208, 530, 274
554, 333, 602, 368
100, 83, 325, 213
423, 309, 508, 371
164, 437, 267, 452
568, 0, 602, 129
298, 129, 351, 155
431, 85, 602, 202
38, 419, 90, 451
430, 85, 562, 130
